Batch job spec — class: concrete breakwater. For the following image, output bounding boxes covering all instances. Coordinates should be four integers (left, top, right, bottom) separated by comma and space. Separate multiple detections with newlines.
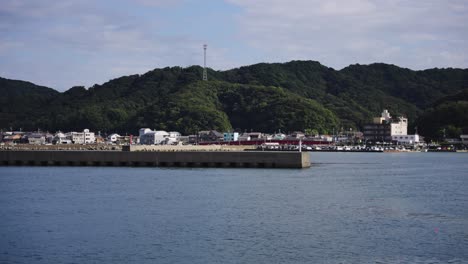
0, 150, 310, 168
0, 144, 256, 152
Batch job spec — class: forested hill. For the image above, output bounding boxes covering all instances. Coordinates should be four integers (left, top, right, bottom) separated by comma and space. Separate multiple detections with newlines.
1, 61, 467, 140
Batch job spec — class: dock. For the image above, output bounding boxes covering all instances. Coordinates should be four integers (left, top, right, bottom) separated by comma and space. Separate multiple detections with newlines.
0, 150, 311, 169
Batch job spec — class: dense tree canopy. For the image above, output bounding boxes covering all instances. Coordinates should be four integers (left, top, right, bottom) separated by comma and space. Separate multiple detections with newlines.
1, 61, 467, 139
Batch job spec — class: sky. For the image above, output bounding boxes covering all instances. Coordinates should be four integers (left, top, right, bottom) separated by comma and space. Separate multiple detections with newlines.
1, 0, 467, 91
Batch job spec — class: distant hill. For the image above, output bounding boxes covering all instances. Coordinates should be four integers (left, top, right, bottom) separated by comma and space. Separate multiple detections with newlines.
416, 89, 468, 140
1, 61, 467, 140
0, 77, 59, 130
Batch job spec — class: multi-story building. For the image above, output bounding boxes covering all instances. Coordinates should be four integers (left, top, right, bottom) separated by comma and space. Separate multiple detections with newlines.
390, 117, 408, 136
363, 123, 392, 142
66, 129, 95, 144
139, 128, 180, 145
364, 110, 408, 142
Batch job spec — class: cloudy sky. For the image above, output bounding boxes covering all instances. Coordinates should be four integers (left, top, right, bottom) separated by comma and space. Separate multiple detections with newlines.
1, 0, 467, 91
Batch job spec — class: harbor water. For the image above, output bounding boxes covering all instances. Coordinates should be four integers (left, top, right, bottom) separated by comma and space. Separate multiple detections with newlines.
1, 152, 467, 263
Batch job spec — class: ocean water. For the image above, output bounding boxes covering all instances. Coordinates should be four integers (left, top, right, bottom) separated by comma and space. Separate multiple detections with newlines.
0, 152, 467, 264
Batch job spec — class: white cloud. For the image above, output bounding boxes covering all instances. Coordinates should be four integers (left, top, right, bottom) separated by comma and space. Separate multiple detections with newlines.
1, 0, 467, 91
131, 0, 184, 7
226, 0, 468, 69
0, 0, 237, 90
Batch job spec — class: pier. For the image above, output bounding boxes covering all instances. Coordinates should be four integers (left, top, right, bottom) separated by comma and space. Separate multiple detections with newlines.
0, 150, 311, 169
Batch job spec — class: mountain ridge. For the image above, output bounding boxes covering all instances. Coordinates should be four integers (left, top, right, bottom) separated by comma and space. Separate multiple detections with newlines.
1, 61, 467, 140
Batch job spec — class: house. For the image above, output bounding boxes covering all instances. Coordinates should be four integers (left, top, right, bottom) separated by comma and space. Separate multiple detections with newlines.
2, 134, 22, 144
95, 135, 105, 144
186, 135, 198, 144
178, 136, 191, 145
27, 133, 46, 145
244, 132, 263, 139
198, 130, 223, 142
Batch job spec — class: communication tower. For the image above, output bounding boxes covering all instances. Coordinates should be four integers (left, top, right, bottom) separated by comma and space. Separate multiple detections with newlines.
203, 44, 208, 81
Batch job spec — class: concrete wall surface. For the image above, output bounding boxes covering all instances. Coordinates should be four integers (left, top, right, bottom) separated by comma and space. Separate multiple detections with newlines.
0, 151, 310, 169
122, 145, 256, 152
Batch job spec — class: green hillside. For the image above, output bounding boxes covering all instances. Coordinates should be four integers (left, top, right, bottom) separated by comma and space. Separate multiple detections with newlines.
416, 89, 468, 140
1, 61, 467, 139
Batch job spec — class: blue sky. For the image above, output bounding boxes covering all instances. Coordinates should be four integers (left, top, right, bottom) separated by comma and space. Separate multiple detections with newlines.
1, 0, 467, 91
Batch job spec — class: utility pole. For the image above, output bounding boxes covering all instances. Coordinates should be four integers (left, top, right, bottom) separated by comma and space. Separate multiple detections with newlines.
203, 44, 208, 81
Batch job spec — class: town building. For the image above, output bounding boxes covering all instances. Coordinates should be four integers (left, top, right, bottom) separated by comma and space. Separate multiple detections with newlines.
198, 130, 223, 142
107, 133, 121, 143
66, 129, 96, 144
272, 133, 286, 140
364, 110, 409, 142
238, 134, 251, 141
139, 129, 169, 145
53, 132, 72, 144
287, 131, 306, 139
27, 133, 46, 145
392, 134, 420, 144
2, 132, 23, 144
223, 132, 239, 142
390, 117, 408, 136
363, 123, 392, 142
242, 132, 263, 140
461, 135, 468, 145
166, 132, 181, 145
138, 129, 180, 145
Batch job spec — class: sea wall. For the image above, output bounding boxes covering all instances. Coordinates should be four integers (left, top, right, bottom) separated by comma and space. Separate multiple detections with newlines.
0, 150, 310, 169
122, 145, 255, 152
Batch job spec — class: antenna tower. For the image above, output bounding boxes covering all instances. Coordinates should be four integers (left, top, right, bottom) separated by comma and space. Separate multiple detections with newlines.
203, 44, 208, 81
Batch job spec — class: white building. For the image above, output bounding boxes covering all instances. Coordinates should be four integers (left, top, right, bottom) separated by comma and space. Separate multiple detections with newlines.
238, 134, 251, 141
373, 109, 392, 124
242, 132, 263, 139
66, 129, 96, 144
392, 134, 420, 144
107, 133, 121, 143
272, 133, 286, 140
139, 128, 152, 137
373, 109, 408, 136
53, 132, 72, 144
139, 128, 180, 145
166, 132, 181, 145
390, 117, 408, 136
223, 132, 239, 142
288, 131, 306, 139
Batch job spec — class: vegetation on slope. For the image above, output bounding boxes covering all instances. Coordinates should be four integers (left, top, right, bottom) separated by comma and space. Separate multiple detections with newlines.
1, 61, 467, 140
